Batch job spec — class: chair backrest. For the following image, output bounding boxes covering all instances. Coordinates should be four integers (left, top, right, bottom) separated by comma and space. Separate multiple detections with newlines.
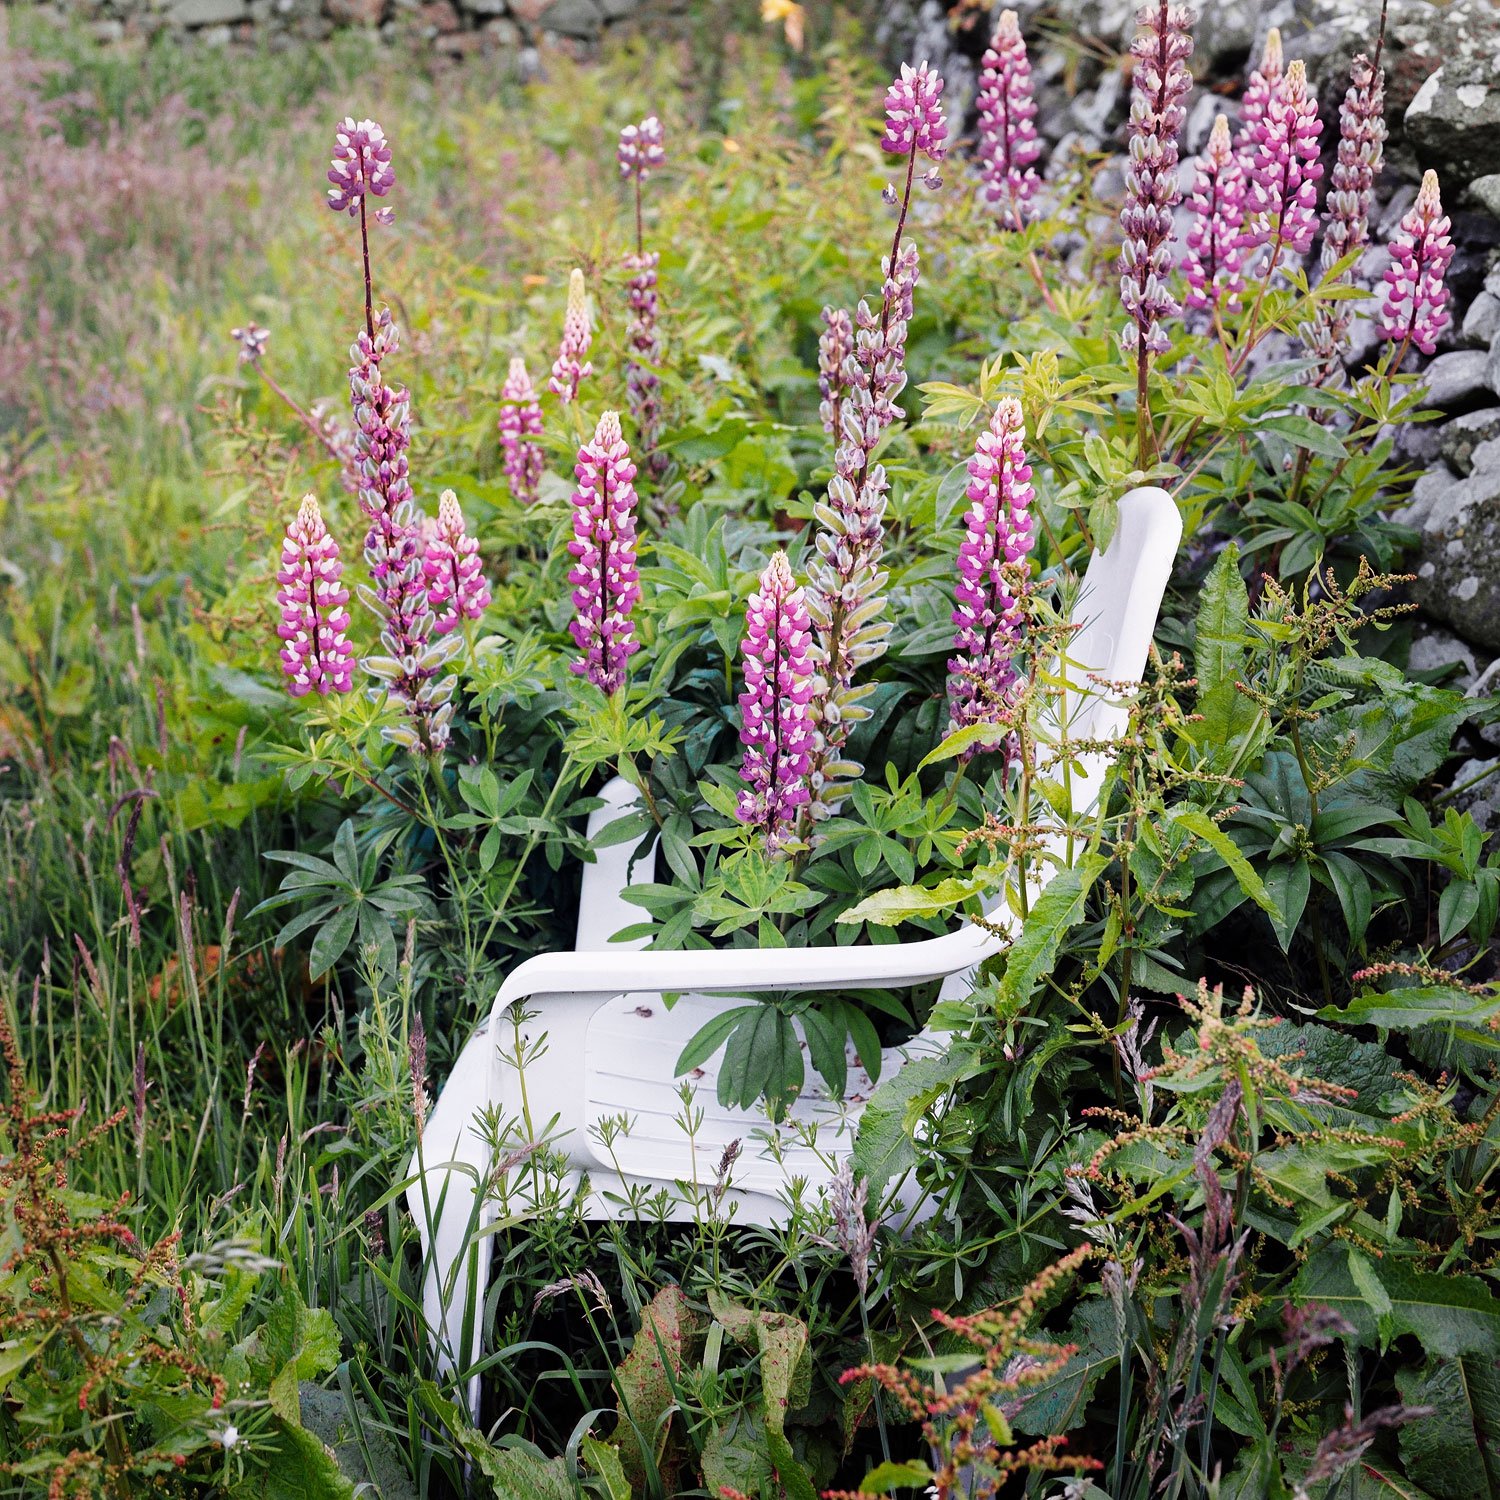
973, 485, 1181, 924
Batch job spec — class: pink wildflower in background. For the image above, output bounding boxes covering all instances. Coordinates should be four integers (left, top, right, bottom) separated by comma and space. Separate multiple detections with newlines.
976, 10, 1041, 230
423, 490, 491, 635
736, 551, 815, 849
817, 306, 854, 437
567, 412, 641, 694
617, 115, 665, 180
1378, 169, 1454, 357
1243, 58, 1323, 262
499, 357, 545, 505
231, 322, 270, 364
549, 268, 593, 403
276, 495, 355, 698
948, 397, 1035, 754
326, 117, 396, 223
1181, 114, 1246, 316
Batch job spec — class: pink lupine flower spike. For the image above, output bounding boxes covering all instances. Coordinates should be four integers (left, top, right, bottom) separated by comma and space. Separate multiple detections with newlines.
948, 398, 1036, 760
567, 412, 642, 694
1182, 114, 1247, 323
276, 495, 355, 698
976, 10, 1041, 231
423, 491, 492, 636
736, 552, 816, 852
499, 357, 544, 505
1379, 169, 1454, 360
549, 269, 593, 404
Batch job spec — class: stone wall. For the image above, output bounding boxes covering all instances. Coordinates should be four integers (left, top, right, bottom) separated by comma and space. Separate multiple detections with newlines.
23, 0, 675, 56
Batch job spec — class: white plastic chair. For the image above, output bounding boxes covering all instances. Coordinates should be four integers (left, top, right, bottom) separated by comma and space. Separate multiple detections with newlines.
409, 484, 1181, 1382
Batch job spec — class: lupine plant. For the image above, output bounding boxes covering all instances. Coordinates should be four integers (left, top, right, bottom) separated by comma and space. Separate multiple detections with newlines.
7, 12, 1489, 1499
618, 114, 668, 479
549, 266, 594, 403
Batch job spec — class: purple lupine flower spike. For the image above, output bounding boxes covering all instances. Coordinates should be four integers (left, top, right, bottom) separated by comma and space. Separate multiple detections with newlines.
881, 61, 947, 163
1235, 29, 1283, 164
976, 10, 1042, 230
624, 251, 665, 472
423, 490, 491, 635
549, 269, 593, 404
1378, 169, 1454, 357
617, 115, 665, 179
327, 117, 396, 225
736, 551, 815, 850
1303, 52, 1386, 376
1243, 58, 1323, 262
948, 397, 1035, 755
276, 495, 355, 698
567, 412, 642, 694
1182, 114, 1247, 316
1117, 0, 1195, 362
499, 357, 545, 505
349, 311, 460, 752
817, 307, 854, 437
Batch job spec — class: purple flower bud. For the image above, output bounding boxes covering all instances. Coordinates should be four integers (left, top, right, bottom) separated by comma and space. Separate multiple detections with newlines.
1117, 0, 1194, 359
1181, 114, 1247, 315
817, 306, 854, 437
326, 117, 395, 219
231, 322, 270, 364
617, 115, 665, 180
567, 412, 641, 695
977, 9, 1042, 230
880, 61, 947, 163
1243, 58, 1323, 261
948, 397, 1035, 755
276, 495, 355, 698
736, 551, 815, 848
548, 269, 593, 404
423, 490, 491, 635
1379, 169, 1454, 357
499, 357, 545, 505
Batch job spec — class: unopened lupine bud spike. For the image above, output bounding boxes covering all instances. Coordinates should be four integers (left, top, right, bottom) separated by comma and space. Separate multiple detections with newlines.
1378, 169, 1454, 357
977, 10, 1042, 230
327, 117, 396, 219
736, 552, 815, 850
276, 495, 355, 698
567, 412, 641, 694
549, 269, 593, 404
881, 61, 947, 163
948, 398, 1035, 759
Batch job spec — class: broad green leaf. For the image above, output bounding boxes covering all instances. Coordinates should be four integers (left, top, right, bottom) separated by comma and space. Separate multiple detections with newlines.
1295, 1246, 1500, 1358
1172, 809, 1281, 922
852, 1459, 937, 1493
1012, 1296, 1118, 1435
1395, 1358, 1500, 1500
581, 1435, 632, 1500
838, 873, 991, 927
611, 1286, 704, 1492
853, 1051, 969, 1194
1194, 543, 1248, 697
1318, 987, 1500, 1041
996, 855, 1108, 1010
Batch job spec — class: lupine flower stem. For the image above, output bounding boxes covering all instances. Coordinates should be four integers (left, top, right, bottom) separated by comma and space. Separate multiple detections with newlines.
276, 495, 355, 698
804, 62, 945, 825
499, 357, 545, 505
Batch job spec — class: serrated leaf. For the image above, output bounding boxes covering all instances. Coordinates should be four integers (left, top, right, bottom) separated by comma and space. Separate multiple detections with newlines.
1194, 544, 1248, 697
996, 855, 1108, 1010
